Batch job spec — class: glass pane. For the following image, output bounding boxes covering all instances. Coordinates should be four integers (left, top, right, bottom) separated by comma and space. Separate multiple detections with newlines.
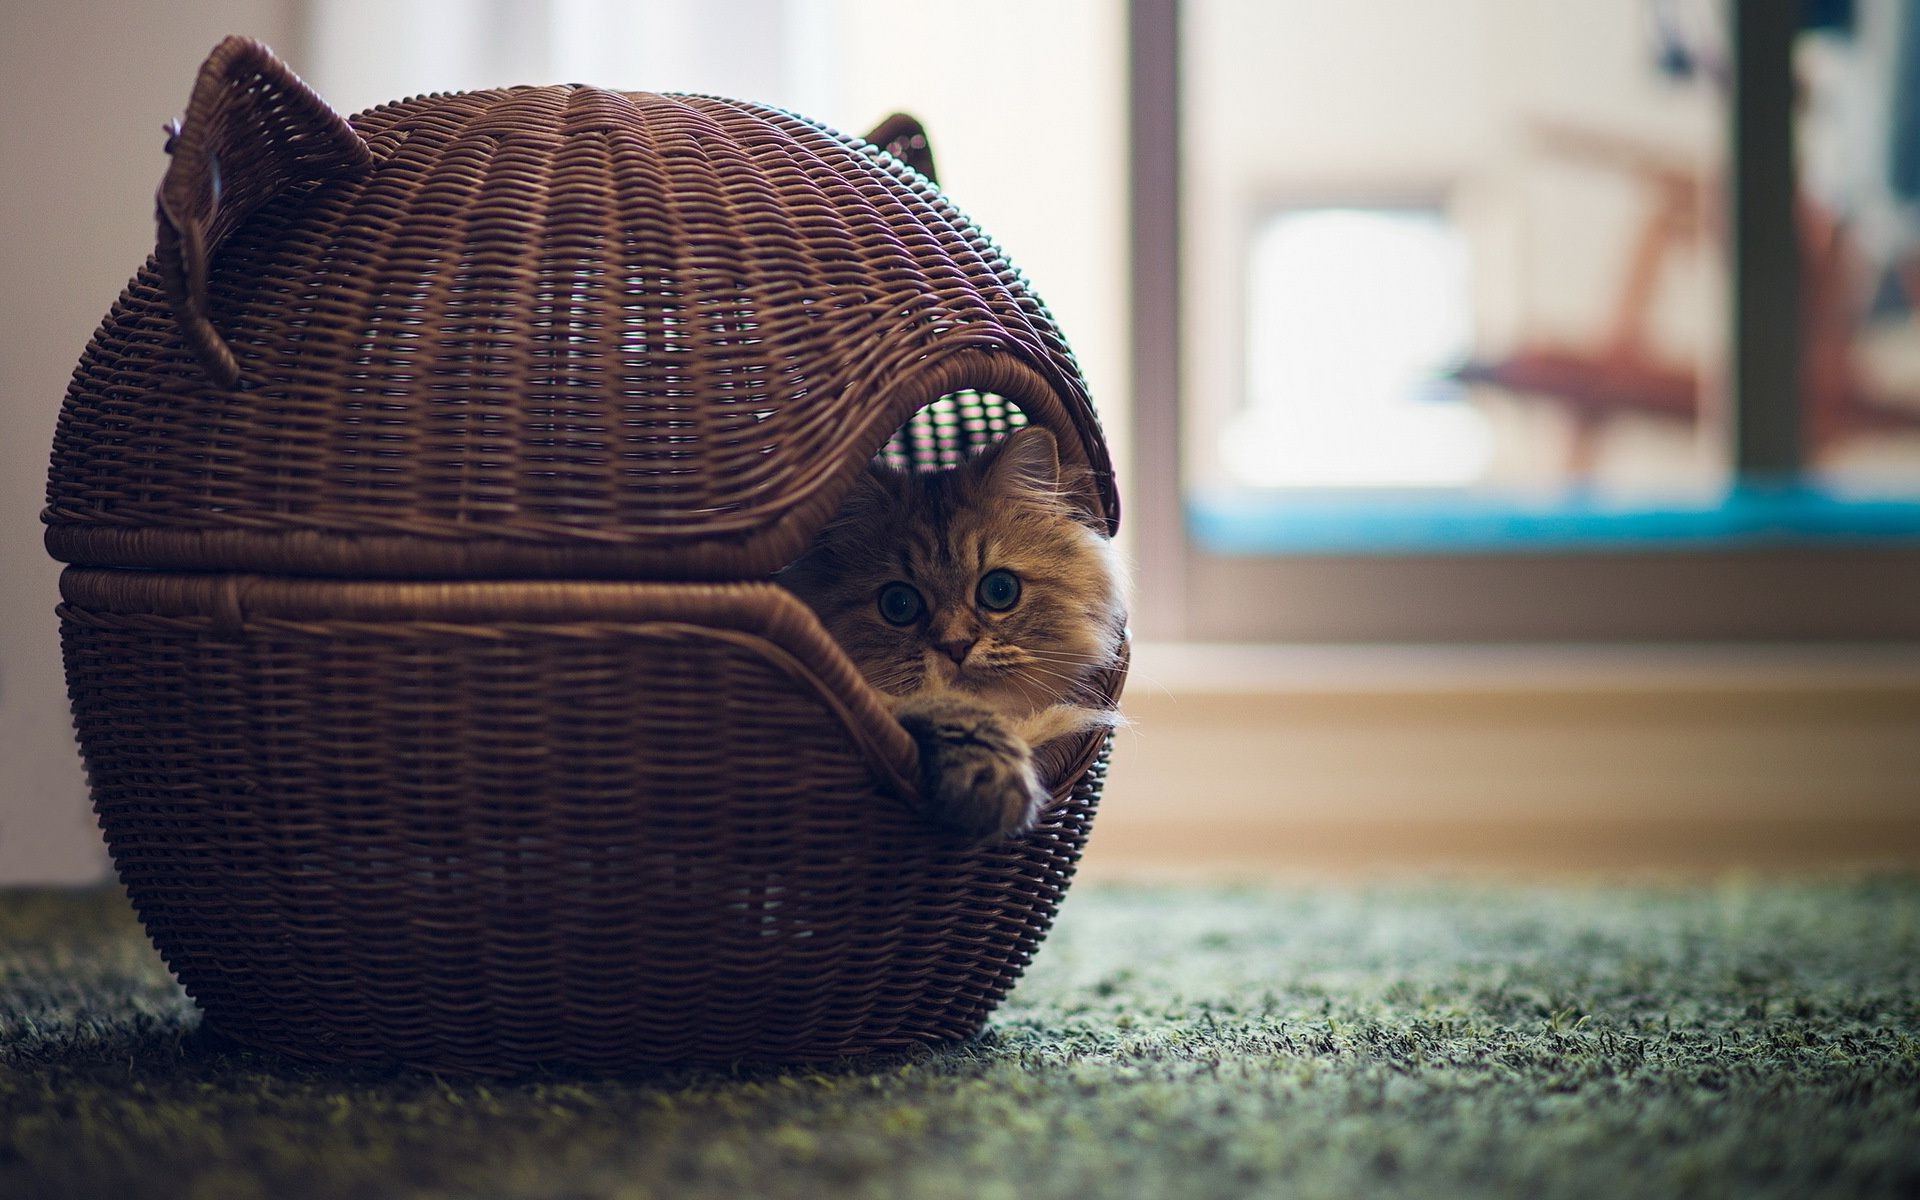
1183, 0, 1732, 551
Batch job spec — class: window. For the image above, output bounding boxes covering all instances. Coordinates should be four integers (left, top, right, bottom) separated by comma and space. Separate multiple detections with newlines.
1133, 0, 1920, 640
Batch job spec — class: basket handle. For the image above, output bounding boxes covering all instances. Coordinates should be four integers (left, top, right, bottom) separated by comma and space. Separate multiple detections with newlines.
156, 37, 373, 387
864, 113, 939, 184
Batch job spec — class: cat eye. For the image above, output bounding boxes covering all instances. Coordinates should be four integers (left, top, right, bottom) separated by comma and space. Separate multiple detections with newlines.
877, 582, 925, 625
976, 569, 1022, 612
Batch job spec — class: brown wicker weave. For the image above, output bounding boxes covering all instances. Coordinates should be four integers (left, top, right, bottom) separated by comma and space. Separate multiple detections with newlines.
45, 38, 1125, 1071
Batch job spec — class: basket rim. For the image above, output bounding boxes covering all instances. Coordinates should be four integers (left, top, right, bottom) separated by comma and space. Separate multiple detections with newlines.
60, 569, 917, 800
58, 567, 1129, 812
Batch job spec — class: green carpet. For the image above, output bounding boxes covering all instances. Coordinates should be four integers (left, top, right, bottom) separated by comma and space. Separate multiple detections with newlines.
4, 877, 1918, 1199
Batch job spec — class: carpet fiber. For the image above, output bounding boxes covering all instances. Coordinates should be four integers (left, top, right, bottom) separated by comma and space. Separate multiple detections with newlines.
4, 877, 1917, 1199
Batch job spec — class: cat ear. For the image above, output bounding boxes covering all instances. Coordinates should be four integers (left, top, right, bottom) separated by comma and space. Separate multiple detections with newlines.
157, 37, 374, 386
982, 426, 1063, 502
823, 461, 900, 531
847, 462, 894, 505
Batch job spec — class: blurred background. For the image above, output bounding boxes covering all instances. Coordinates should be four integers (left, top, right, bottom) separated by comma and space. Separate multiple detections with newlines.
2, 0, 1915, 882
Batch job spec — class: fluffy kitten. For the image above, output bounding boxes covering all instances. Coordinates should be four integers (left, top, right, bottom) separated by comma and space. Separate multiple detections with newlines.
780, 425, 1126, 839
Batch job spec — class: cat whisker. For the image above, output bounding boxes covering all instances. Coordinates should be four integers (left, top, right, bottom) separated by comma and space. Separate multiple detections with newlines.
994, 654, 1102, 679
980, 660, 1081, 686
998, 656, 1090, 683
1004, 652, 1103, 673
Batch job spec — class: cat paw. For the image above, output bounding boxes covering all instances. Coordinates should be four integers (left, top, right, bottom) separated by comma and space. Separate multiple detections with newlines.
896, 699, 1046, 840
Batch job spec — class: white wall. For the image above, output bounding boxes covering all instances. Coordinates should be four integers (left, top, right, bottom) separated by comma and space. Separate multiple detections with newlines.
0, 0, 301, 884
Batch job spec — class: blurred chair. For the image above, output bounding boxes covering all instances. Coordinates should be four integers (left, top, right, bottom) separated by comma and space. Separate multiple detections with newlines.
1454, 120, 1920, 476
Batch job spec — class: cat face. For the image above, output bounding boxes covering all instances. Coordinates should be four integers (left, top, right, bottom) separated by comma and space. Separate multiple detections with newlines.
781, 426, 1124, 718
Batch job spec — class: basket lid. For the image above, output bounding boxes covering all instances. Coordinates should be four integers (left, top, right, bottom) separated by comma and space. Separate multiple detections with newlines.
46, 38, 1117, 580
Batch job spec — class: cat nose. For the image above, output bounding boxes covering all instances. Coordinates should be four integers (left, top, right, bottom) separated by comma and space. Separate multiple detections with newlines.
936, 637, 976, 666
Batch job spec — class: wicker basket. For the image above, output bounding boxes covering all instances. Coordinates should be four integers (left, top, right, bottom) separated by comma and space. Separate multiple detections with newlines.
44, 38, 1125, 1072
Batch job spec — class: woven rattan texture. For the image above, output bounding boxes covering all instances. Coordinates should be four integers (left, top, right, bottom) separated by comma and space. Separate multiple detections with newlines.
60, 572, 1109, 1070
50, 40, 1126, 1071
46, 48, 1115, 580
